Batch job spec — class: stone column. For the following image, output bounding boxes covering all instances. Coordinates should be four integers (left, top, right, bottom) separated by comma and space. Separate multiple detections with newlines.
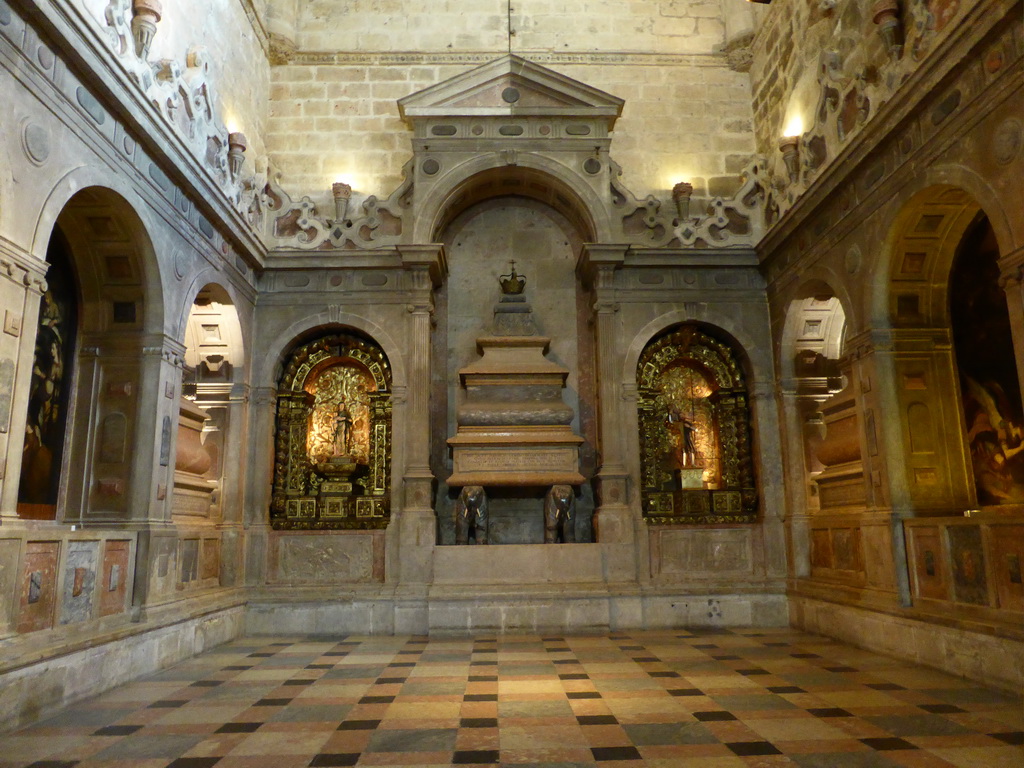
578, 246, 636, 582
752, 380, 787, 578
0, 249, 46, 522
244, 385, 277, 587
397, 246, 446, 585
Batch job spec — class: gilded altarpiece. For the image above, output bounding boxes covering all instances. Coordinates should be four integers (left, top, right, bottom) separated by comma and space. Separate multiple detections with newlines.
637, 327, 757, 524
271, 332, 393, 530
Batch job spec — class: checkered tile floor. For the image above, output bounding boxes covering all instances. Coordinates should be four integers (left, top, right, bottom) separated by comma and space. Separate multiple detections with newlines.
2, 628, 1022, 767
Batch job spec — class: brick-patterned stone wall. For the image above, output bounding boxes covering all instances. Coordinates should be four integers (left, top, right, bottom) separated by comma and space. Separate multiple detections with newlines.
296, 0, 726, 55
266, 0, 756, 206
269, 58, 754, 207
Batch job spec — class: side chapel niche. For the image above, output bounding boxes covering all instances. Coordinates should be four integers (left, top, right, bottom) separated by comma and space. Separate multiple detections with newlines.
271, 332, 392, 529
637, 326, 757, 524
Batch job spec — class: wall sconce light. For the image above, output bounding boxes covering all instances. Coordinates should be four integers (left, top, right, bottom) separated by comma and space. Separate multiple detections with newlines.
672, 181, 693, 221
778, 135, 800, 183
332, 181, 352, 222
227, 132, 247, 179
871, 0, 903, 61
131, 0, 162, 60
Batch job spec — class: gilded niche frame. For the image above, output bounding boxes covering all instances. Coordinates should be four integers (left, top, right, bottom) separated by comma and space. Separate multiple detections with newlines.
271, 331, 393, 530
636, 326, 757, 524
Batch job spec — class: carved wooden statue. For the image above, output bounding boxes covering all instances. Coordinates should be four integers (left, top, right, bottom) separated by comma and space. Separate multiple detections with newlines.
455, 485, 488, 545
544, 484, 576, 543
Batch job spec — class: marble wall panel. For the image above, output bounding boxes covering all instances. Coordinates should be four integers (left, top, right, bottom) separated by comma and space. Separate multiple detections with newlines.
0, 538, 20, 630
60, 540, 98, 624
270, 532, 382, 584
17, 541, 59, 633
201, 538, 219, 581
991, 525, 1024, 612
909, 525, 948, 601
99, 539, 130, 617
948, 525, 988, 606
651, 528, 753, 579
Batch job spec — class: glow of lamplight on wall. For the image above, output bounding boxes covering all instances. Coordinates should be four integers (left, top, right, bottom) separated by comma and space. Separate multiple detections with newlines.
782, 114, 804, 138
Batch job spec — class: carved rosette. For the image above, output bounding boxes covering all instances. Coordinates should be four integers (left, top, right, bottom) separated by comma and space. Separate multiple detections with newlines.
271, 332, 393, 530
636, 327, 757, 525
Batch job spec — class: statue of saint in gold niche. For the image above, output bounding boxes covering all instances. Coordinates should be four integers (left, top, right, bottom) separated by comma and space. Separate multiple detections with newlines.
271, 332, 393, 530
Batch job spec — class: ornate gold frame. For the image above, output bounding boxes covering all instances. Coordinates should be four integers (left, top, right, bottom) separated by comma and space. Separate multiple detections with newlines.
271, 332, 393, 530
636, 326, 757, 524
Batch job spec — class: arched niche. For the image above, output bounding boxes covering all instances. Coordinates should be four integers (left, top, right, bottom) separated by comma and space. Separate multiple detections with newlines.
176, 283, 246, 522
17, 229, 78, 519
778, 284, 849, 513
431, 169, 598, 545
878, 183, 1019, 514
271, 329, 393, 530
949, 215, 1024, 507
636, 325, 757, 524
18, 186, 160, 522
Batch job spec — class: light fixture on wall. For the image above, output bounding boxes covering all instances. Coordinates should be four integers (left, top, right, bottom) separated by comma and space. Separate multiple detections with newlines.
871, 0, 904, 60
332, 182, 352, 223
778, 135, 800, 183
227, 132, 247, 179
672, 182, 694, 221
131, 0, 162, 60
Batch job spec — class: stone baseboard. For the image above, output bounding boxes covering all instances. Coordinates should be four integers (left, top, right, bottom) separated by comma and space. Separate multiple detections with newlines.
0, 605, 244, 733
245, 588, 789, 636
789, 595, 1024, 693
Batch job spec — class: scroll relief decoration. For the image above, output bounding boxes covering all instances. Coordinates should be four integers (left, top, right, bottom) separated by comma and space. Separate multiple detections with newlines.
764, 0, 967, 224
637, 327, 757, 525
271, 333, 392, 530
264, 156, 766, 252
99, 1, 266, 229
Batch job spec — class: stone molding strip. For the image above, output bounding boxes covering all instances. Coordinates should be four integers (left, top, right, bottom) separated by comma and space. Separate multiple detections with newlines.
285, 50, 726, 68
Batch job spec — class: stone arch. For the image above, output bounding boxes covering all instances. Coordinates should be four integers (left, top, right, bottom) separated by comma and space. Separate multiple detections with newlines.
414, 155, 610, 244
777, 278, 849, 386
260, 313, 408, 392
634, 322, 759, 524
181, 282, 246, 383
18, 184, 164, 523
32, 170, 165, 334
869, 180, 1018, 514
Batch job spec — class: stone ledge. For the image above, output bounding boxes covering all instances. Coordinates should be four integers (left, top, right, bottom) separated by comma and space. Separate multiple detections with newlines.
789, 595, 1024, 693
0, 603, 244, 734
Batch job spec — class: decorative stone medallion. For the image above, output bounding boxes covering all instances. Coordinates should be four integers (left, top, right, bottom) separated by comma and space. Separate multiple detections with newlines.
994, 118, 1022, 166
21, 121, 50, 165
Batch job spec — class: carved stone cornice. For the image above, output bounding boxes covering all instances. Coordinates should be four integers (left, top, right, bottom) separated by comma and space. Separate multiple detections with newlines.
8, 0, 267, 268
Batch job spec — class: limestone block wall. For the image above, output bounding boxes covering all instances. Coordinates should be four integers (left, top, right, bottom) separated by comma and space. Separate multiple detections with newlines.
266, 0, 757, 214
76, 0, 272, 160
293, 0, 727, 55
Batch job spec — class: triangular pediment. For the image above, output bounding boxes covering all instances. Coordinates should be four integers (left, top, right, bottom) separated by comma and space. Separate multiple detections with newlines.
398, 54, 624, 127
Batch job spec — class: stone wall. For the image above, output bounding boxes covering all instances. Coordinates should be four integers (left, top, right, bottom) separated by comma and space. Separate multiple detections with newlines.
293, 0, 727, 54
268, 58, 755, 211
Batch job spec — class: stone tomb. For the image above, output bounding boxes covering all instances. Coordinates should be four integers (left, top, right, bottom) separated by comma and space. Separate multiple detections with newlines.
447, 266, 585, 542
